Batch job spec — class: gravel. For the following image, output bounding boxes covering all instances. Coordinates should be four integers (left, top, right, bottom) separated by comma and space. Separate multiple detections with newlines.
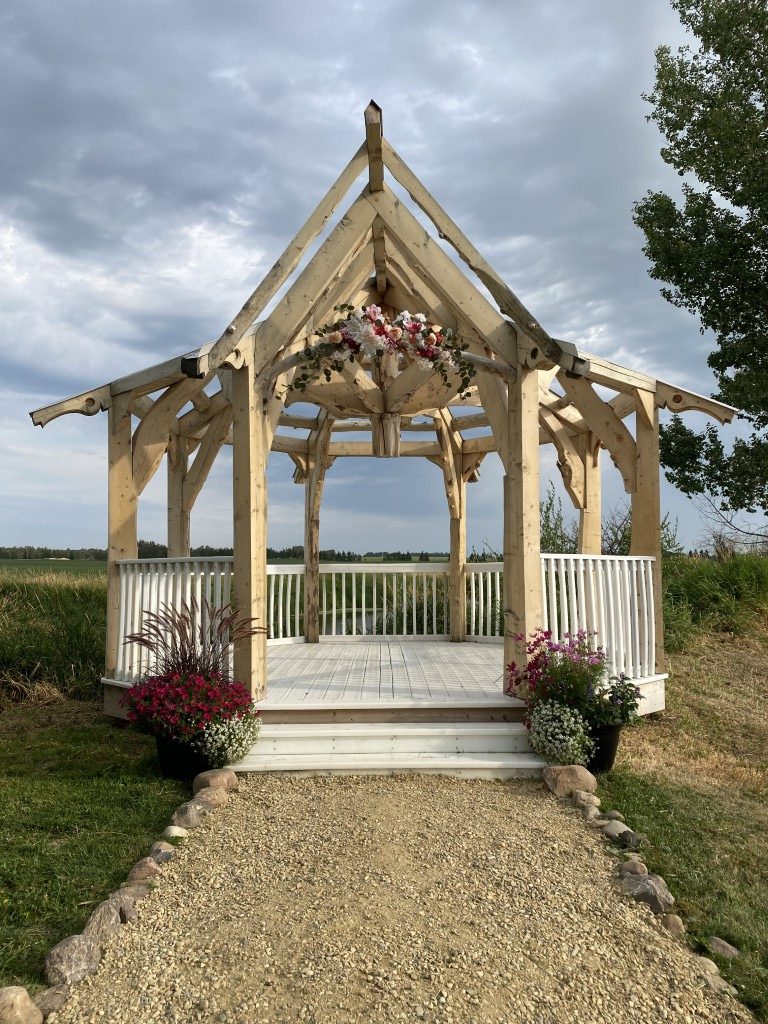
52, 775, 751, 1024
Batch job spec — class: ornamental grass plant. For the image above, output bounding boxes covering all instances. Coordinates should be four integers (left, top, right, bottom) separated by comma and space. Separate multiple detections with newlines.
121, 600, 263, 767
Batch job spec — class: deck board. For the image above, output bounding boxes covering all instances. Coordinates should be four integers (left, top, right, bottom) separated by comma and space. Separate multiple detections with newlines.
261, 640, 506, 708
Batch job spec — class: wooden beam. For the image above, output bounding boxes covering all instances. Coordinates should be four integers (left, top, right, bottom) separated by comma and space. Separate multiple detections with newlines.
339, 360, 385, 413
182, 405, 233, 513
31, 385, 112, 428
384, 360, 438, 412
304, 411, 334, 642
504, 368, 542, 677
167, 435, 190, 557
366, 189, 518, 363
198, 145, 368, 375
655, 380, 737, 424
177, 389, 229, 437
364, 101, 384, 192
326, 440, 441, 457
231, 358, 268, 699
132, 376, 211, 495
577, 433, 601, 554
630, 390, 664, 671
271, 434, 310, 454
242, 195, 377, 381
105, 395, 137, 683
557, 372, 638, 493
381, 139, 564, 368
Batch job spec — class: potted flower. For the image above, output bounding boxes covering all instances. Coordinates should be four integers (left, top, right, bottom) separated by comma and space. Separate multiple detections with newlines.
505, 628, 643, 772
120, 600, 264, 781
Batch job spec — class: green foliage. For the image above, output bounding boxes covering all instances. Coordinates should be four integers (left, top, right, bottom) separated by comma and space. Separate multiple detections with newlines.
539, 485, 578, 553
663, 552, 768, 635
598, 769, 768, 1019
0, 701, 186, 991
0, 571, 106, 700
634, 0, 768, 515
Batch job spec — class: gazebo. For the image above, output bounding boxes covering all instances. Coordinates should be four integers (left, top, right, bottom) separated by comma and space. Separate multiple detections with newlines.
32, 103, 735, 776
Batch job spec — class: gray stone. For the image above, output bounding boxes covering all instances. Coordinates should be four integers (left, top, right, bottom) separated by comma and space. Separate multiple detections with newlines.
602, 820, 631, 841
32, 986, 70, 1018
709, 936, 740, 959
587, 818, 610, 829
192, 768, 239, 795
620, 873, 675, 915
0, 987, 43, 1024
149, 840, 176, 864
44, 935, 101, 986
82, 899, 122, 945
542, 765, 597, 798
616, 830, 650, 852
696, 956, 720, 976
572, 791, 600, 808
604, 810, 625, 822
618, 860, 648, 878
707, 974, 738, 996
115, 883, 152, 901
171, 800, 208, 829
581, 805, 601, 822
162, 825, 189, 840
126, 857, 161, 883
661, 914, 686, 938
192, 787, 229, 810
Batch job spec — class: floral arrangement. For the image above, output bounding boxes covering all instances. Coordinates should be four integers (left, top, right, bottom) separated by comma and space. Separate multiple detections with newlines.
289, 303, 476, 398
506, 628, 642, 766
121, 671, 260, 767
528, 700, 594, 766
121, 599, 264, 769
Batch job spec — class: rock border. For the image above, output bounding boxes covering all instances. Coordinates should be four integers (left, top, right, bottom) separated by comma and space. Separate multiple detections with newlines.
541, 764, 741, 1001
0, 768, 239, 1024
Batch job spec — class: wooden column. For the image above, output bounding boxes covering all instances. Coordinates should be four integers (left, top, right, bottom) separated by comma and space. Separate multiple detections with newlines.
167, 436, 190, 557
231, 358, 268, 699
630, 390, 665, 672
449, 479, 467, 642
503, 367, 543, 676
304, 485, 320, 642
577, 432, 602, 555
105, 395, 137, 679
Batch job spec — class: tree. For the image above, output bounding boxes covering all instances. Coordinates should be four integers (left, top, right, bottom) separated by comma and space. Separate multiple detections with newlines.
633, 0, 768, 525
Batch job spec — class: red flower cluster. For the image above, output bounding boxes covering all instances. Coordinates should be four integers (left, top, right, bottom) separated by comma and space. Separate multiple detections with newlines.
120, 671, 258, 740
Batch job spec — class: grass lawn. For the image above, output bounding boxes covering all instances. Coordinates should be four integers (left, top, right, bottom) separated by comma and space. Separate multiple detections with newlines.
0, 559, 107, 575
0, 700, 186, 992
599, 628, 768, 1019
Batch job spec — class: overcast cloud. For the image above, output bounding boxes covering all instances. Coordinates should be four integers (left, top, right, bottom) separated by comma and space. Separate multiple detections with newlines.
0, 0, 732, 552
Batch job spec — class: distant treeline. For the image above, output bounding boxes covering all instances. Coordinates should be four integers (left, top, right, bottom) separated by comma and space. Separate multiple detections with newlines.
1, 543, 453, 562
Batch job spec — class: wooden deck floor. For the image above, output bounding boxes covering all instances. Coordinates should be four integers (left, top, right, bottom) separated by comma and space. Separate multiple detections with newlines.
262, 640, 507, 709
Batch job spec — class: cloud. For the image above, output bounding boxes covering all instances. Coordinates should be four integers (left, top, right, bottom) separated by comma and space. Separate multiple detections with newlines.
0, 0, 733, 549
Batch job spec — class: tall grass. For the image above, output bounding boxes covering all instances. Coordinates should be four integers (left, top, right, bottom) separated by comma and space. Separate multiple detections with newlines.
0, 571, 106, 701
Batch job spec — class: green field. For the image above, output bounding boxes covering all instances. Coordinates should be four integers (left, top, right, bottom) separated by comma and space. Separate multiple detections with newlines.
0, 559, 107, 575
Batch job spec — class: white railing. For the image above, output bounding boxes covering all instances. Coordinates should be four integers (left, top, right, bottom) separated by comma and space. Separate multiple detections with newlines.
540, 554, 656, 680
465, 562, 503, 639
112, 554, 656, 683
319, 562, 450, 638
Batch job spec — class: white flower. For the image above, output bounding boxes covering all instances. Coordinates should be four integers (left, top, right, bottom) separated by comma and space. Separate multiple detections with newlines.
528, 701, 593, 766
189, 713, 261, 767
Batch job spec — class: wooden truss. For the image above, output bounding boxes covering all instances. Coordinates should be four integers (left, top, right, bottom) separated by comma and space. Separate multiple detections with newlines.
31, 102, 737, 696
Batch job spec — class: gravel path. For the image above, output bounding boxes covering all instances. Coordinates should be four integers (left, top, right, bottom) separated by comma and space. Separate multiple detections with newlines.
54, 775, 750, 1024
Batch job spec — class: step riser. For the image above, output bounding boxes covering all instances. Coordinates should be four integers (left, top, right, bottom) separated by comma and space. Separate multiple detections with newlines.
256, 735, 533, 755
259, 707, 524, 724
234, 766, 543, 780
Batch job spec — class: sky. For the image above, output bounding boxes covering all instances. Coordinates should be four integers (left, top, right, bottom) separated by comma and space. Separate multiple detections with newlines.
0, 0, 738, 553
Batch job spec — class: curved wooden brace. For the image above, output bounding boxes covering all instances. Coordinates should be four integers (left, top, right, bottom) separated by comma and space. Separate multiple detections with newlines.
539, 407, 586, 508
132, 376, 211, 495
182, 406, 234, 513
655, 381, 737, 425
558, 372, 638, 493
433, 411, 462, 518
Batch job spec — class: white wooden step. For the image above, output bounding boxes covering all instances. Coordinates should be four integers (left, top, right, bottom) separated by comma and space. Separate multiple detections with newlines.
255, 721, 532, 756
228, 750, 546, 780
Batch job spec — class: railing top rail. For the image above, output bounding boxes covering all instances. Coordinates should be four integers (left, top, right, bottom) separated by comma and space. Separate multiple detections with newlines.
465, 562, 503, 572
541, 554, 656, 562
318, 561, 451, 573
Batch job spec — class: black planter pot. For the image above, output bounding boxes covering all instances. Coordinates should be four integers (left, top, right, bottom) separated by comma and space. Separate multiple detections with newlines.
586, 724, 623, 774
155, 736, 210, 782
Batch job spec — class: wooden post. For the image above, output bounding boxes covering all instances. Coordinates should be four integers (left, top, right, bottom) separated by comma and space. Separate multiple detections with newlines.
503, 367, 543, 677
231, 358, 268, 699
630, 390, 665, 672
449, 481, 466, 642
304, 485, 320, 642
167, 436, 190, 557
106, 395, 137, 680
577, 433, 601, 555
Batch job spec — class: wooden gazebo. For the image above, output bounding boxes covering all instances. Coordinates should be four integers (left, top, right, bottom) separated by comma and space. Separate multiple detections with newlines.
31, 104, 735, 775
